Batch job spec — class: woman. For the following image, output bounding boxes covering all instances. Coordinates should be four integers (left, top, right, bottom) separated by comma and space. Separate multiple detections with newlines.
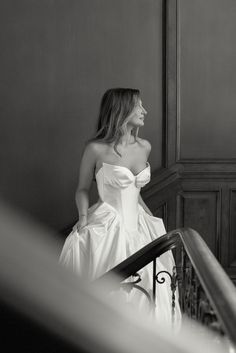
59, 88, 181, 327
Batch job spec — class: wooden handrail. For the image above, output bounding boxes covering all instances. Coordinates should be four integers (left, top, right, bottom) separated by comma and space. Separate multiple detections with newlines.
97, 229, 181, 284
97, 227, 236, 345
180, 228, 236, 344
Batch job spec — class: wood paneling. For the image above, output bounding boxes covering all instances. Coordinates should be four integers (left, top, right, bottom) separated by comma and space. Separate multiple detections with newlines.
229, 190, 236, 267
165, 0, 178, 167
177, 189, 220, 255
154, 203, 167, 225
177, 0, 236, 161
142, 167, 181, 232
146, 0, 236, 280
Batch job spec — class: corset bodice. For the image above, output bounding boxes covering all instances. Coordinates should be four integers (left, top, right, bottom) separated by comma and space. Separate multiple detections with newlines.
95, 162, 151, 230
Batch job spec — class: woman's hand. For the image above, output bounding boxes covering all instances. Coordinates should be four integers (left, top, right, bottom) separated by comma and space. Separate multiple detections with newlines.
75, 142, 98, 234
76, 215, 87, 232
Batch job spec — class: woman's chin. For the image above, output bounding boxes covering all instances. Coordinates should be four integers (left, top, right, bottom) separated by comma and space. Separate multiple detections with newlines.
138, 119, 145, 126
129, 120, 144, 128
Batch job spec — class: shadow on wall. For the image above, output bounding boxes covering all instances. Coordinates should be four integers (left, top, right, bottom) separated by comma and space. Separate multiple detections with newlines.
0, 0, 163, 232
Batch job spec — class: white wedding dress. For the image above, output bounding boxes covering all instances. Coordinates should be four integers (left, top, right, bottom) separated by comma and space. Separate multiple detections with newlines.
59, 162, 181, 328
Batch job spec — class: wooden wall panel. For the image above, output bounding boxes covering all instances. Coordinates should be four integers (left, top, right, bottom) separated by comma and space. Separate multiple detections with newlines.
177, 0, 236, 161
177, 189, 220, 256
143, 170, 181, 233
229, 190, 236, 267
154, 203, 167, 226
163, 0, 236, 280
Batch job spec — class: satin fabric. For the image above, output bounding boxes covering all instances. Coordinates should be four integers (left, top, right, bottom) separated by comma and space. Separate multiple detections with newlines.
59, 162, 181, 328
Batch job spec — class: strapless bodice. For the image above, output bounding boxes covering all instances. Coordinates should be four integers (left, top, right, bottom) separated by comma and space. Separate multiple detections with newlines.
95, 162, 151, 231
60, 160, 181, 327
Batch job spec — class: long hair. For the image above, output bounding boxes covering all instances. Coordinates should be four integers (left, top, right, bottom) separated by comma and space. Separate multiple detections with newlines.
89, 88, 140, 156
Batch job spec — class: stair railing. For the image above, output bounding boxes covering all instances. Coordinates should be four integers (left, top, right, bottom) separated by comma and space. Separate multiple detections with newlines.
97, 228, 236, 348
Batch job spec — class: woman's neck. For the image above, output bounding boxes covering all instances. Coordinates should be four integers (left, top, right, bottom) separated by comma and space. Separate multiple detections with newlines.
119, 126, 135, 146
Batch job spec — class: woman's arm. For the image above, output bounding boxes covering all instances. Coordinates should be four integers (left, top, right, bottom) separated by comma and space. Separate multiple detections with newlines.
138, 194, 153, 216
75, 143, 97, 230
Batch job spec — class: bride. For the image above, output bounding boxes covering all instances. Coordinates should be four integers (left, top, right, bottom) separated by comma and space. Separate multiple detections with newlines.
59, 88, 181, 327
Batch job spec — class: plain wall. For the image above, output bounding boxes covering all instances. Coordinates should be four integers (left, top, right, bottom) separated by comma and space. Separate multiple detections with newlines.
179, 0, 236, 159
0, 0, 163, 231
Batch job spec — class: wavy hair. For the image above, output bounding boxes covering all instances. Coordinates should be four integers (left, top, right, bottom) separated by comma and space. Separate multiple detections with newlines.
89, 88, 140, 156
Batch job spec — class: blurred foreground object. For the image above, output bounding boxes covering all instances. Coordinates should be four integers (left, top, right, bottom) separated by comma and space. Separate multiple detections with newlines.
0, 203, 235, 353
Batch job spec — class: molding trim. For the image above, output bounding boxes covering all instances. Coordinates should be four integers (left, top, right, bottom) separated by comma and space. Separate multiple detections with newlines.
178, 158, 236, 164
179, 162, 236, 179
165, 0, 178, 167
229, 189, 236, 268
142, 166, 180, 199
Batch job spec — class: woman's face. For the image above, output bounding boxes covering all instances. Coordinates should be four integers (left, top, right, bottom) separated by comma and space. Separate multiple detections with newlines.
127, 98, 147, 127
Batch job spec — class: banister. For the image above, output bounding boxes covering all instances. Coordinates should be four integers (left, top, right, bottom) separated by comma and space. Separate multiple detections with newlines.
180, 228, 236, 343
97, 227, 236, 346
97, 229, 181, 285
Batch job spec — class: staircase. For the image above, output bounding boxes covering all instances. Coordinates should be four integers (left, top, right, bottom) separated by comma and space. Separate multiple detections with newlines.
97, 227, 236, 348
1, 205, 236, 353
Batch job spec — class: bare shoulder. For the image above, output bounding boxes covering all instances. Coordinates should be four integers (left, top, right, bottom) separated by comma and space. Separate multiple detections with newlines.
84, 141, 103, 154
83, 140, 108, 161
137, 137, 152, 152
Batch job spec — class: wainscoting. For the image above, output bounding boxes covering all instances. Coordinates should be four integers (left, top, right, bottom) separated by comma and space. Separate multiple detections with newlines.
142, 166, 236, 282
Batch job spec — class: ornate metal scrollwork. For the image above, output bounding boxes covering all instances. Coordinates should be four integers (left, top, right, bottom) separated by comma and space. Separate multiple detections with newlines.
120, 272, 152, 307
118, 243, 226, 337
178, 246, 224, 336
155, 267, 179, 325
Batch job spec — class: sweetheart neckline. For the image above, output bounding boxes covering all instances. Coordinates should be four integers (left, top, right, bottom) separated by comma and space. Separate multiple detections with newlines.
95, 161, 150, 178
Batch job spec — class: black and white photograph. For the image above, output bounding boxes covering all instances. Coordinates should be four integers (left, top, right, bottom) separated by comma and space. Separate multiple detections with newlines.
1, 1, 236, 352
